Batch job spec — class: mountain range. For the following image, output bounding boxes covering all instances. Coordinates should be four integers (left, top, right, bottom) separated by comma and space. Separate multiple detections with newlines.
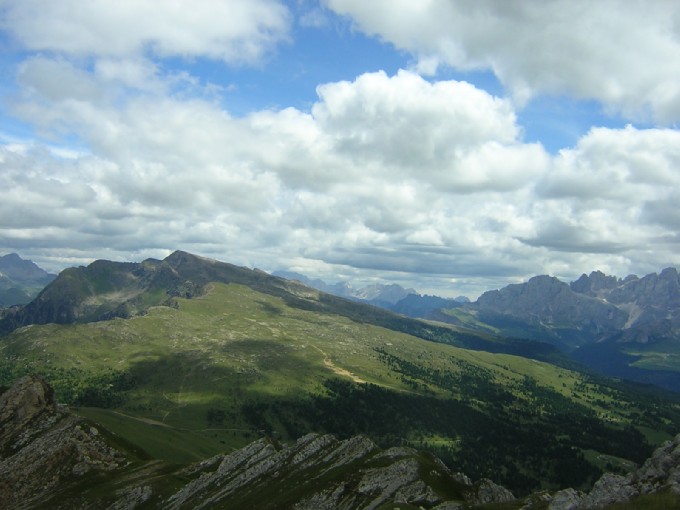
273, 264, 680, 392
1, 251, 679, 505
3, 252, 679, 391
430, 269, 680, 391
0, 251, 568, 364
0, 253, 56, 307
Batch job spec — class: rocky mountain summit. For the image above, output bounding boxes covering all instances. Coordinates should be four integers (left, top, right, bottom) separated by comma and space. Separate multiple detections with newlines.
572, 268, 680, 343
1, 375, 679, 509
472, 275, 629, 344
461, 268, 680, 347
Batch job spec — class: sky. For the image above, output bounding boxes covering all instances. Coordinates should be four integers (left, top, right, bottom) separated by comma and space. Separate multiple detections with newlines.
1, 0, 679, 299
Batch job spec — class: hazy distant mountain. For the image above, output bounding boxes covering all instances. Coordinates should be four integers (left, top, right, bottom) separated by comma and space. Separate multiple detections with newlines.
0, 253, 56, 307
272, 270, 471, 318
272, 271, 354, 297
272, 270, 416, 307
575, 268, 680, 343
390, 293, 462, 318
470, 275, 628, 347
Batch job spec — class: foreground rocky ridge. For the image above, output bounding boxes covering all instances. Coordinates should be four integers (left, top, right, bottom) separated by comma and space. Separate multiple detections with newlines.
0, 375, 515, 509
1, 375, 679, 509
0, 375, 126, 509
519, 433, 680, 510
165, 433, 515, 509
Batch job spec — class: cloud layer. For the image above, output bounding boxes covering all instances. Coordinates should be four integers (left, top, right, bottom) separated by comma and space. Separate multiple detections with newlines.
1, 0, 290, 63
326, 0, 680, 122
0, 1, 679, 298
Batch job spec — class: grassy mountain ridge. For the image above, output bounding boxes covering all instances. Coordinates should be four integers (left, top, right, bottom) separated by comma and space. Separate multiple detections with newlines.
0, 251, 571, 368
2, 273, 679, 493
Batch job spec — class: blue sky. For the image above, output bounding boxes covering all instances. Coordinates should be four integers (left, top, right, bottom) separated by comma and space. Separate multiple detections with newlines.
0, 0, 679, 298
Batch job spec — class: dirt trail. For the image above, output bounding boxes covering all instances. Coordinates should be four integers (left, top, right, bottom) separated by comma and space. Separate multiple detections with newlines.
112, 411, 174, 428
311, 345, 366, 384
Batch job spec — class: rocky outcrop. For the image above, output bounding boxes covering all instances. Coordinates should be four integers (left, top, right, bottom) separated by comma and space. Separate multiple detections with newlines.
0, 375, 126, 509
163, 433, 514, 509
465, 478, 516, 505
521, 434, 680, 509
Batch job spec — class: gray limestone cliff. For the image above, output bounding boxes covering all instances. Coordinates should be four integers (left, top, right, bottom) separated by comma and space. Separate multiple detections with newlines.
162, 434, 515, 509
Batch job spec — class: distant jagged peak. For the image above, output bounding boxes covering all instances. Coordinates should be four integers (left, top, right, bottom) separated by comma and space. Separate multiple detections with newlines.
477, 274, 571, 306
659, 266, 679, 280
570, 269, 622, 296
352, 282, 417, 304
0, 253, 55, 282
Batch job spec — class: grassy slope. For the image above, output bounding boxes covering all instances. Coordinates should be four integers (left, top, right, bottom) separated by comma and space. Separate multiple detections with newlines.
626, 340, 680, 372
1, 282, 679, 493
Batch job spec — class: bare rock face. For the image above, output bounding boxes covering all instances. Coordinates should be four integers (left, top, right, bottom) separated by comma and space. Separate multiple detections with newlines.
0, 375, 126, 509
465, 478, 516, 505
578, 473, 638, 509
0, 372, 56, 443
575, 434, 680, 508
163, 432, 515, 510
547, 488, 583, 510
633, 433, 680, 495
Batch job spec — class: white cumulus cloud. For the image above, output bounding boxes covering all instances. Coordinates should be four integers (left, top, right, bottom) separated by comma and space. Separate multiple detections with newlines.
1, 0, 291, 64
325, 0, 680, 122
